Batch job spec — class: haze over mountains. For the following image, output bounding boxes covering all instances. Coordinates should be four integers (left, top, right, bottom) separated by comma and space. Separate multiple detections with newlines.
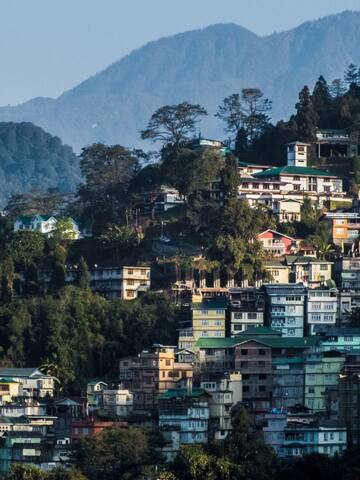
1, 10, 360, 151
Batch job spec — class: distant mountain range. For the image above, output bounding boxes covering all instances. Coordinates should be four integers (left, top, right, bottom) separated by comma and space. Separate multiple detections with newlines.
0, 10, 360, 151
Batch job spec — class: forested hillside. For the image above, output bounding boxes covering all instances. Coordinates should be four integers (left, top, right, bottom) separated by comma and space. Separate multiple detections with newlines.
0, 122, 80, 205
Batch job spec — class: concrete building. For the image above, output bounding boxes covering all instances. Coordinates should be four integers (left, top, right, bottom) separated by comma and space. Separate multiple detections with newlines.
315, 128, 359, 158
339, 366, 360, 446
304, 351, 345, 412
200, 372, 242, 441
262, 261, 290, 285
324, 211, 360, 247
263, 411, 347, 458
306, 287, 338, 335
158, 388, 210, 445
119, 346, 193, 411
263, 284, 307, 337
272, 357, 305, 409
315, 327, 360, 352
100, 387, 134, 417
0, 369, 56, 399
334, 256, 360, 291
229, 288, 264, 336
178, 298, 227, 350
286, 256, 333, 288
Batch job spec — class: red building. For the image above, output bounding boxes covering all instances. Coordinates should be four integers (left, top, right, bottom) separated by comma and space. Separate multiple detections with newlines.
257, 229, 298, 257
71, 419, 126, 441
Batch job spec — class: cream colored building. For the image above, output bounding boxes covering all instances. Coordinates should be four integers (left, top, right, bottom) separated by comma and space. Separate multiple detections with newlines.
263, 261, 290, 284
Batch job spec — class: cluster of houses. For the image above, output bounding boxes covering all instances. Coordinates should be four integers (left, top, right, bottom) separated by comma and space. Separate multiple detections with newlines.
4, 129, 360, 469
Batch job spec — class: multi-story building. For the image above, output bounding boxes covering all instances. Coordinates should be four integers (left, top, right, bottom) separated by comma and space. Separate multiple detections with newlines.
262, 261, 290, 285
315, 128, 359, 158
119, 346, 193, 411
264, 411, 347, 457
229, 288, 264, 336
306, 287, 338, 335
334, 256, 360, 291
263, 284, 307, 337
178, 298, 227, 350
65, 265, 151, 300
315, 327, 360, 352
200, 372, 242, 441
304, 351, 345, 412
272, 357, 305, 409
158, 388, 210, 445
286, 256, 333, 288
0, 368, 56, 399
339, 366, 360, 446
325, 211, 360, 247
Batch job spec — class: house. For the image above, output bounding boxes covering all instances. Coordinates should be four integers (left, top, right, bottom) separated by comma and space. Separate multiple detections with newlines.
262, 260, 290, 284
119, 345, 193, 411
334, 255, 360, 291
178, 298, 227, 350
315, 128, 359, 158
70, 419, 117, 442
200, 372, 242, 441
339, 366, 360, 446
304, 350, 345, 412
0, 368, 56, 398
315, 327, 360, 352
306, 287, 338, 335
263, 411, 347, 457
14, 215, 82, 239
286, 256, 333, 288
158, 387, 210, 445
100, 387, 134, 417
229, 288, 264, 336
257, 229, 298, 257
140, 186, 185, 216
0, 379, 23, 404
86, 380, 108, 409
262, 284, 307, 337
324, 211, 360, 246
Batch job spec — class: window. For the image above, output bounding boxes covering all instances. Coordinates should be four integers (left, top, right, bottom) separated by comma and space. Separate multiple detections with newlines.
165, 359, 171, 366
248, 313, 257, 320
127, 280, 134, 285
127, 291, 135, 298
259, 349, 266, 356
201, 310, 208, 315
344, 336, 353, 342
202, 320, 209, 326
259, 386, 266, 392
214, 331, 222, 337
258, 361, 266, 367
201, 331, 209, 337
308, 387, 315, 394
214, 320, 222, 326
234, 313, 243, 320
243, 386, 249, 392
320, 264, 328, 271
259, 374, 267, 380
127, 269, 133, 275
253, 183, 259, 189
241, 349, 248, 355
216, 310, 224, 315
240, 361, 248, 368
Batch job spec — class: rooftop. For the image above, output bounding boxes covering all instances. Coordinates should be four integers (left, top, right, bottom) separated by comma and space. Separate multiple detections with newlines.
191, 299, 228, 310
159, 388, 208, 400
253, 166, 336, 178
196, 335, 318, 349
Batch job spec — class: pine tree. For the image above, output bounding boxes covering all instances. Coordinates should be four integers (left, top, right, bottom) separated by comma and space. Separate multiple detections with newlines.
294, 86, 318, 141
312, 76, 334, 127
344, 63, 360, 86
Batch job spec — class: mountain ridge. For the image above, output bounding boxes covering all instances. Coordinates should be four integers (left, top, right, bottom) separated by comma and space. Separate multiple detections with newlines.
1, 10, 360, 150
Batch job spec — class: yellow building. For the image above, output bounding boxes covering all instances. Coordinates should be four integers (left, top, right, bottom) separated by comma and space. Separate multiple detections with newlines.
0, 378, 22, 403
178, 297, 227, 350
263, 261, 290, 284
324, 212, 360, 247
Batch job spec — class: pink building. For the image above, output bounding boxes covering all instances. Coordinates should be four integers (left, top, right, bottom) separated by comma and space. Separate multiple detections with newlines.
257, 229, 299, 257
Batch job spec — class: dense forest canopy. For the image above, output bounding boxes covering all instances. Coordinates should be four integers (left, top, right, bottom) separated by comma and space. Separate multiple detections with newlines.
0, 122, 80, 206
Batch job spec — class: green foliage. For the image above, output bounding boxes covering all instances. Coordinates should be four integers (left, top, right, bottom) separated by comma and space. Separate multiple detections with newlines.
0, 288, 178, 391
141, 102, 208, 148
77, 257, 91, 290
0, 122, 80, 207
5, 231, 45, 268
71, 426, 163, 480
5, 465, 86, 480
99, 224, 140, 261
5, 189, 72, 217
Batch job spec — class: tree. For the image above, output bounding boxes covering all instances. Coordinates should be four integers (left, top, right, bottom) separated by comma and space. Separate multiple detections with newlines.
312, 76, 334, 127
329, 79, 346, 98
78, 143, 140, 231
141, 102, 208, 148
52, 217, 78, 243
217, 89, 272, 145
71, 426, 162, 480
77, 257, 91, 290
293, 86, 318, 141
241, 88, 272, 143
6, 231, 45, 268
99, 224, 140, 261
5, 189, 72, 218
216, 93, 245, 136
344, 63, 360, 87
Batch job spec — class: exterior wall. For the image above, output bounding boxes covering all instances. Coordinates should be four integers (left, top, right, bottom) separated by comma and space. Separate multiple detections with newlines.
335, 257, 360, 291
234, 341, 272, 410
119, 348, 193, 411
263, 266, 290, 284
257, 230, 295, 256
304, 354, 345, 412
264, 284, 306, 337
159, 400, 209, 444
291, 261, 332, 288
230, 310, 263, 336
283, 427, 347, 457
325, 213, 360, 246
339, 373, 360, 446
272, 360, 305, 409
306, 289, 338, 335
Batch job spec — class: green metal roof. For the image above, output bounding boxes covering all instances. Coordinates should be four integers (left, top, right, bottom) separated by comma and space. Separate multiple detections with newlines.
159, 388, 208, 400
240, 327, 281, 336
272, 357, 305, 365
0, 416, 29, 424
253, 166, 336, 178
195, 335, 319, 349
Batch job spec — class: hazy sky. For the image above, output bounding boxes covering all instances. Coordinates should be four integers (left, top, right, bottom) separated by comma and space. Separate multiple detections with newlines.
1, 0, 359, 106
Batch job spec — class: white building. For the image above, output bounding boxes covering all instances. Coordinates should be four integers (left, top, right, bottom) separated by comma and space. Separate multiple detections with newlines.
14, 215, 83, 239
0, 368, 56, 398
263, 284, 307, 337
306, 288, 338, 335
101, 387, 134, 417
286, 256, 333, 288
